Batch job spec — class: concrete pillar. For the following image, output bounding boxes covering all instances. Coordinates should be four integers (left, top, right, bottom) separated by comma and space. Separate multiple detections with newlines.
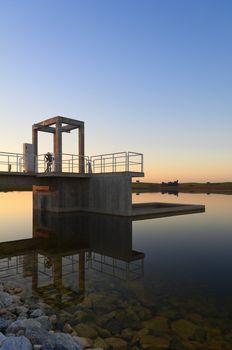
54, 120, 62, 172
79, 125, 85, 173
23, 143, 35, 173
32, 127, 38, 172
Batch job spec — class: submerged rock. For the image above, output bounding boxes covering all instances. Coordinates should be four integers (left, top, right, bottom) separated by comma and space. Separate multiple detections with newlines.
93, 337, 108, 349
171, 319, 197, 339
74, 323, 98, 339
73, 335, 93, 348
140, 335, 170, 349
105, 337, 127, 350
104, 318, 121, 335
142, 316, 169, 334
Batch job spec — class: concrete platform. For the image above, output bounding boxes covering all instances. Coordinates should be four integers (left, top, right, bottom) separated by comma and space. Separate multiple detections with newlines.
35, 171, 144, 178
132, 202, 205, 220
36, 172, 91, 178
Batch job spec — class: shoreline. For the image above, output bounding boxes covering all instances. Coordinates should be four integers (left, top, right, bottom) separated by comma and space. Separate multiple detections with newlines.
132, 182, 232, 195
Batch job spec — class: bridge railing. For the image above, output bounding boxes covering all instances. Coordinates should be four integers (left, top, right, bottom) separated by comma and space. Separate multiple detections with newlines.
0, 152, 24, 173
90, 151, 143, 174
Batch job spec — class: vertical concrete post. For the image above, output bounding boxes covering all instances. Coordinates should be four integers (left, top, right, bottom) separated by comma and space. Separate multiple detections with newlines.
32, 126, 38, 172
23, 143, 35, 173
79, 125, 85, 173
54, 119, 62, 172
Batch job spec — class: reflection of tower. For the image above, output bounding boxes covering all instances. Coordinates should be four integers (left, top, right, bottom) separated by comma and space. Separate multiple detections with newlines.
29, 252, 86, 308
30, 208, 145, 306
33, 208, 145, 280
0, 202, 145, 308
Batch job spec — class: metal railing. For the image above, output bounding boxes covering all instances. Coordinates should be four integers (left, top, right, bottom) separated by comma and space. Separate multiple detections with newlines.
36, 151, 143, 174
90, 151, 143, 173
36, 153, 90, 173
0, 151, 143, 174
0, 152, 24, 173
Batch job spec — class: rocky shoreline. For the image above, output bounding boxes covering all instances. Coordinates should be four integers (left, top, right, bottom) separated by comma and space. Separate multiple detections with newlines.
0, 280, 172, 350
0, 280, 154, 350
1, 280, 232, 350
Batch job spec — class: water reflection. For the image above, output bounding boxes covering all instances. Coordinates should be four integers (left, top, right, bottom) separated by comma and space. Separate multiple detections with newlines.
1, 191, 232, 348
0, 211, 144, 307
0, 191, 32, 242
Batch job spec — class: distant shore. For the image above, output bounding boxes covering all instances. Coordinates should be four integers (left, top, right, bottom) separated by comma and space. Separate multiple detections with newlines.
132, 182, 232, 194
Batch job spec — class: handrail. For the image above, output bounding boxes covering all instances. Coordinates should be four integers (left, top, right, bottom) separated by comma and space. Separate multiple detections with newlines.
90, 151, 143, 173
0, 151, 143, 174
0, 152, 24, 173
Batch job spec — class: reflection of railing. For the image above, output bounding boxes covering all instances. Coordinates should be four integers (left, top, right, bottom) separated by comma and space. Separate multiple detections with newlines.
36, 252, 144, 282
0, 152, 24, 173
0, 256, 24, 278
87, 252, 144, 280
90, 152, 143, 173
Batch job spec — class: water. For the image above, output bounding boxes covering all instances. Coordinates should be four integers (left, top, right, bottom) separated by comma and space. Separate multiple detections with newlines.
0, 191, 232, 349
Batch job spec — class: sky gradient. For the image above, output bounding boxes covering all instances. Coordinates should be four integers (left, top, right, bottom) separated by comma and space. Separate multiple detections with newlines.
0, 0, 231, 182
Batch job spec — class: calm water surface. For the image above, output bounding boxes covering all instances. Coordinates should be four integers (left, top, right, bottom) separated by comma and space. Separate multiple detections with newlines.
0, 191, 232, 349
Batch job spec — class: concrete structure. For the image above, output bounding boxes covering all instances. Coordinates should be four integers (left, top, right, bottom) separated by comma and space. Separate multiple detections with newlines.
0, 116, 205, 217
23, 143, 34, 172
32, 116, 85, 173
33, 179, 205, 217
33, 173, 133, 216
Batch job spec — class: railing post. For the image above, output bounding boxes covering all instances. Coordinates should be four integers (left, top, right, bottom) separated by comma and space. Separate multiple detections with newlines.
126, 153, 129, 172
141, 154, 144, 173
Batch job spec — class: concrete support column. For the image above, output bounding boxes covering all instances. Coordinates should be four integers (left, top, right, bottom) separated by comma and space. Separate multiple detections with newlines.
32, 127, 38, 172
54, 120, 62, 172
79, 125, 85, 173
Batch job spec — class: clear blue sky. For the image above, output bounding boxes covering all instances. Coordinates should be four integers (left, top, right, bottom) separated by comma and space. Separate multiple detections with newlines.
0, 0, 231, 182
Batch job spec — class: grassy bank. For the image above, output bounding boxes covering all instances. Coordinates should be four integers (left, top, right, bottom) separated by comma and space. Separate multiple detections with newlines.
132, 182, 232, 194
